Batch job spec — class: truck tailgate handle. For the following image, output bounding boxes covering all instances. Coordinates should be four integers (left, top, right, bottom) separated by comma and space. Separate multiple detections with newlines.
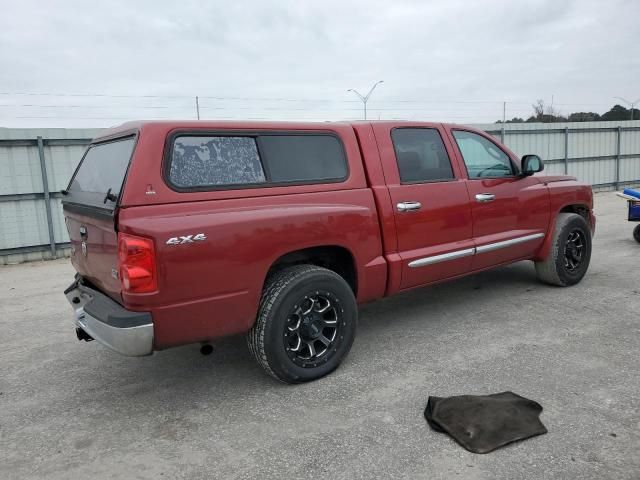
397, 201, 422, 212
475, 193, 496, 203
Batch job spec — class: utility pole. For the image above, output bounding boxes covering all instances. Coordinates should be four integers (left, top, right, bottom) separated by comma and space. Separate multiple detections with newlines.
195, 96, 201, 120
501, 101, 506, 143
348, 81, 384, 120
614, 96, 640, 120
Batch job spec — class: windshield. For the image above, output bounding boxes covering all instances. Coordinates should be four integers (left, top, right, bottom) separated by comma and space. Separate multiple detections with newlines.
66, 136, 136, 209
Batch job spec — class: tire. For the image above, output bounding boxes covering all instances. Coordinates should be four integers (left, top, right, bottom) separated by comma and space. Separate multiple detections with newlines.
535, 213, 592, 286
247, 265, 357, 383
633, 224, 640, 243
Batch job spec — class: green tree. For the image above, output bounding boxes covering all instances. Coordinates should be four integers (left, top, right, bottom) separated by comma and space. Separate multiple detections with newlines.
495, 117, 525, 124
568, 112, 601, 122
495, 102, 639, 124
601, 104, 630, 121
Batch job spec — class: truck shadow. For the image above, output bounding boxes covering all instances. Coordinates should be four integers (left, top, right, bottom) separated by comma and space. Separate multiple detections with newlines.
69, 261, 541, 403
358, 260, 540, 330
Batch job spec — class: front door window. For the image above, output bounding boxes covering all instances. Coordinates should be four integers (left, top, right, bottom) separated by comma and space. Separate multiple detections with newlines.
452, 130, 514, 179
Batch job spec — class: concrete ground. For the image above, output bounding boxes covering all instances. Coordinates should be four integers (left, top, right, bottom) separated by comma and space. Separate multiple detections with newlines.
1, 191, 639, 480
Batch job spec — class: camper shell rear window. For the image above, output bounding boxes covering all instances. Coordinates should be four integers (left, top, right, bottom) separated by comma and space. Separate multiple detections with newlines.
64, 135, 136, 210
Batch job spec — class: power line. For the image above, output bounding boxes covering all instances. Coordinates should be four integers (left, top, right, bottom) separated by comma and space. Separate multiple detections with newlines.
0, 104, 195, 109
0, 91, 356, 103
0, 93, 512, 105
0, 91, 568, 105
0, 92, 623, 108
0, 92, 193, 99
5, 113, 514, 120
0, 91, 628, 126
0, 103, 513, 112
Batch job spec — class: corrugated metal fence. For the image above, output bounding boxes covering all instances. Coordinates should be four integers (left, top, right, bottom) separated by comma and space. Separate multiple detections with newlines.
1, 121, 640, 264
0, 128, 100, 264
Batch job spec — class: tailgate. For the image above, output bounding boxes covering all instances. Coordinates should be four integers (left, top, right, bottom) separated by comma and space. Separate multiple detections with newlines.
62, 135, 137, 302
65, 207, 121, 300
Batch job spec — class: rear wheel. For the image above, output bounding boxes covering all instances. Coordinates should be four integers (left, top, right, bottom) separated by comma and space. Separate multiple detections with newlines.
535, 213, 592, 286
633, 224, 640, 243
247, 265, 357, 383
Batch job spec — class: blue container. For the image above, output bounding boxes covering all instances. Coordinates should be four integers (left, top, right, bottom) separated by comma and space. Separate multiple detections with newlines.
629, 201, 640, 221
623, 188, 640, 199
622, 189, 640, 221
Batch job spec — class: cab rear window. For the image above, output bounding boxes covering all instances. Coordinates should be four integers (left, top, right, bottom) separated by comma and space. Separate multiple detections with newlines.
66, 136, 136, 209
167, 133, 348, 190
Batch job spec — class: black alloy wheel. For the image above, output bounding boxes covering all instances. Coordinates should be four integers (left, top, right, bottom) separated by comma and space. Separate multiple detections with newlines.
284, 292, 342, 368
564, 229, 586, 272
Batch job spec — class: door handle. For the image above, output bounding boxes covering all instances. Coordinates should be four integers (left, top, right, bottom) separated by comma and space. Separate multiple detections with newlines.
397, 201, 422, 212
475, 193, 496, 203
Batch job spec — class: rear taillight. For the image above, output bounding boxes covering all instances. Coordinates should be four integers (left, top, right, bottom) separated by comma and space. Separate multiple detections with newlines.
118, 233, 157, 294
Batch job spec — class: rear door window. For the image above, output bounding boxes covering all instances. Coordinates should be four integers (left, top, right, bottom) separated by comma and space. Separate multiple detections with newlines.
391, 128, 455, 183
167, 133, 348, 190
66, 136, 136, 209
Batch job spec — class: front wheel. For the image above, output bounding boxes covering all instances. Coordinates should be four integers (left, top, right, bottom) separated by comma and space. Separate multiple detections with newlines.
247, 265, 357, 383
633, 224, 640, 243
535, 213, 592, 286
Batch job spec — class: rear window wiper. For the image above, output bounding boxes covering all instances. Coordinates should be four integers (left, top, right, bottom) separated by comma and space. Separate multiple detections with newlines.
60, 189, 68, 196
103, 187, 118, 204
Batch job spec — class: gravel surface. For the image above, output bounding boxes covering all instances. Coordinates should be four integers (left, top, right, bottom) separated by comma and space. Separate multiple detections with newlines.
1, 191, 638, 479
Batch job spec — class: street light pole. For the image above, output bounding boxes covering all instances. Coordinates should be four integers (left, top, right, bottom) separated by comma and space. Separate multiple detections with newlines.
614, 96, 640, 120
348, 81, 384, 120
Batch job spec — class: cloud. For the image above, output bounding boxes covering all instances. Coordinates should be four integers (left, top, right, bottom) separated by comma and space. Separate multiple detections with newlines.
0, 0, 638, 127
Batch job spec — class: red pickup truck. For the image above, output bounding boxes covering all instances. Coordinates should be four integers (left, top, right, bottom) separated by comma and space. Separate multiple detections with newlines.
63, 120, 594, 383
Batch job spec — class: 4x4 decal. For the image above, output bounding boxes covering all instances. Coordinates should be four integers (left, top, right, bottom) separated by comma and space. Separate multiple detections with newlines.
166, 233, 207, 245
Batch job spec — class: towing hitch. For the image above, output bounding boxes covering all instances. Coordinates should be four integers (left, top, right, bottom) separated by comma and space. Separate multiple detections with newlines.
76, 327, 94, 342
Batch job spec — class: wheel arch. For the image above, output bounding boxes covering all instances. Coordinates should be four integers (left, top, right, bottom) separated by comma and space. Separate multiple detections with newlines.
264, 245, 358, 295
559, 203, 590, 221
534, 204, 591, 261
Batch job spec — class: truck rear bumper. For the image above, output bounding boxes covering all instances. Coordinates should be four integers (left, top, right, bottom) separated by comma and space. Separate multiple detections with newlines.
64, 280, 154, 356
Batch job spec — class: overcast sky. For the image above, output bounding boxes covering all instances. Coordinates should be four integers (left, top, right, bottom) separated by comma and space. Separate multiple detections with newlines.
1, 0, 639, 128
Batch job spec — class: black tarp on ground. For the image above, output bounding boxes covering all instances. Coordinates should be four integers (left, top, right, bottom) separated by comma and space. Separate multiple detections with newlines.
424, 391, 548, 454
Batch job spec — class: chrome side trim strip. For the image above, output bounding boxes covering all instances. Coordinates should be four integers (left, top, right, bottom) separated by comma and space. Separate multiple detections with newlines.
475, 232, 545, 254
408, 248, 475, 268
407, 232, 545, 268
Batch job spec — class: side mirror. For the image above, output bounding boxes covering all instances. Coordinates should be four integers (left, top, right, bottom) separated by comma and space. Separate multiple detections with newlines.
521, 154, 544, 176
